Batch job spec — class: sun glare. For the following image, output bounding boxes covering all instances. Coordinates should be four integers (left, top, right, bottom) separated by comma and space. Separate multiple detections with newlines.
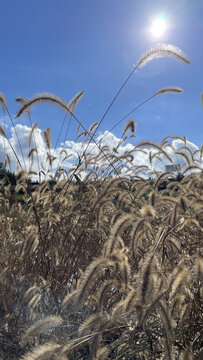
150, 14, 167, 37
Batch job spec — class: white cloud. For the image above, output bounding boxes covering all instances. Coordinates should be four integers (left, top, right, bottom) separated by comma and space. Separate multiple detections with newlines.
0, 124, 202, 181
0, 115, 9, 129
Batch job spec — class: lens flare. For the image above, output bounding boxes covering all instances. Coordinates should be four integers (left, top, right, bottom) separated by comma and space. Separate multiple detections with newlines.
151, 14, 167, 37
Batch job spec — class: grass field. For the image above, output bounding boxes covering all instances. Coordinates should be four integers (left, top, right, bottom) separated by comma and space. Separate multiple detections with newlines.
0, 44, 202, 360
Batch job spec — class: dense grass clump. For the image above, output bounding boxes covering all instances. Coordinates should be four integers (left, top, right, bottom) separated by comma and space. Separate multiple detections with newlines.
0, 44, 202, 359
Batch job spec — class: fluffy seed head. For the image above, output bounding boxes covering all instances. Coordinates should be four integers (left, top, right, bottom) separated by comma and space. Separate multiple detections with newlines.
155, 87, 183, 96
122, 119, 136, 136
0, 126, 7, 138
201, 93, 203, 106
16, 93, 72, 118
136, 44, 190, 68
43, 128, 52, 149
140, 205, 156, 217
0, 93, 6, 111
16, 97, 27, 105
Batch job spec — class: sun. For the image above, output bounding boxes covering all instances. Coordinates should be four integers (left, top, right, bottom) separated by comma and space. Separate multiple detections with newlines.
150, 14, 167, 37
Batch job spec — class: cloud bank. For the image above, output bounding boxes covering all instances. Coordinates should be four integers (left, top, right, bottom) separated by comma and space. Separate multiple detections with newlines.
0, 124, 202, 180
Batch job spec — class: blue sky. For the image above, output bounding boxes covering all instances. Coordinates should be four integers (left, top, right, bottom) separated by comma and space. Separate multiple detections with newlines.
0, 0, 202, 173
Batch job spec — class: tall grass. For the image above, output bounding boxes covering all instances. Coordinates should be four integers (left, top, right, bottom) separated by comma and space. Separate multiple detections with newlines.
0, 44, 202, 360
